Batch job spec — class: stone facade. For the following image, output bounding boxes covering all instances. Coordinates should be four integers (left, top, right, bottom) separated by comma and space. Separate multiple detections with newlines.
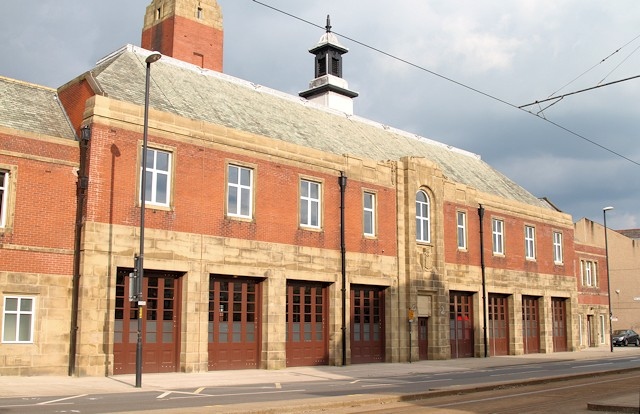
0, 0, 597, 377
62, 92, 580, 376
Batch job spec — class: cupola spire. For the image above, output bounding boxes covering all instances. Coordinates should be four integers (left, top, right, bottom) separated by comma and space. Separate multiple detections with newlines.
299, 15, 358, 114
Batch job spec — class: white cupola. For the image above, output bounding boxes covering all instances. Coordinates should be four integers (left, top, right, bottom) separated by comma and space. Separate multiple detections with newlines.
299, 16, 358, 115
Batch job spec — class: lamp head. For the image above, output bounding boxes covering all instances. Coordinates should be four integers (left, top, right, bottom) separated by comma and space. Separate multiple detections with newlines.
603, 206, 614, 212
145, 52, 162, 64
80, 125, 91, 142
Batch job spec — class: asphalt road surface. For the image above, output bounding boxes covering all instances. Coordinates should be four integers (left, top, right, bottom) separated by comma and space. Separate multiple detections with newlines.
1, 355, 639, 413
314, 370, 640, 413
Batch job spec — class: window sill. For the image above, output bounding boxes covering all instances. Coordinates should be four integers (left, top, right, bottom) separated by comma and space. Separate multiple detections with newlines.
140, 203, 172, 212
226, 215, 254, 223
300, 225, 322, 232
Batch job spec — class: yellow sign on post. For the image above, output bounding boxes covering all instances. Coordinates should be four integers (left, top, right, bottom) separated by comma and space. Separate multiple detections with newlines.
408, 309, 415, 322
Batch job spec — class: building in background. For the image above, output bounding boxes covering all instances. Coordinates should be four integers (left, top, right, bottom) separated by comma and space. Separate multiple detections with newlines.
574, 218, 640, 342
1, 0, 593, 376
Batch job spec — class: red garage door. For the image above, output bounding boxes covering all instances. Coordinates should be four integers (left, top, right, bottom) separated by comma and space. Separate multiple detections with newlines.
489, 294, 510, 356
450, 292, 474, 358
114, 269, 181, 374
350, 285, 385, 364
286, 281, 328, 367
552, 298, 568, 352
522, 296, 540, 354
208, 276, 261, 370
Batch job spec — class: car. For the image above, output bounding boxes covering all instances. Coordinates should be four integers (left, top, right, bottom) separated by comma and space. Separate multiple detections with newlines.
612, 329, 640, 347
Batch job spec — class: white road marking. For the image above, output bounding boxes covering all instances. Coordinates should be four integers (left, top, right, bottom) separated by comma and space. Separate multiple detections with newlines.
164, 389, 306, 401
490, 370, 542, 377
37, 394, 88, 405
157, 390, 211, 399
571, 362, 613, 368
361, 383, 394, 388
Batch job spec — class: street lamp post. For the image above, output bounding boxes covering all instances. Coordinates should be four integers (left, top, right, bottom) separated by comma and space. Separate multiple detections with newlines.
603, 206, 614, 353
135, 52, 161, 388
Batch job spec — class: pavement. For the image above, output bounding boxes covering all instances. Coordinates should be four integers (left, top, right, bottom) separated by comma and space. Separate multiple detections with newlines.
1, 346, 639, 413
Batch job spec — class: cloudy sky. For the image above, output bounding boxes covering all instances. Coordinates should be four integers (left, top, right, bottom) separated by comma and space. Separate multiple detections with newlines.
2, 1, 639, 229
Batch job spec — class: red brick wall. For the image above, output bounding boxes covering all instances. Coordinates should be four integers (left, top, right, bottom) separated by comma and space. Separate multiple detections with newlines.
142, 17, 176, 58
141, 15, 223, 72
574, 243, 609, 305
58, 79, 95, 133
85, 123, 397, 256
444, 201, 574, 278
0, 133, 78, 275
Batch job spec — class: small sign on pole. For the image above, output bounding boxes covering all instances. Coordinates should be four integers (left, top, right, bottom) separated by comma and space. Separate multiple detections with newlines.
408, 309, 415, 323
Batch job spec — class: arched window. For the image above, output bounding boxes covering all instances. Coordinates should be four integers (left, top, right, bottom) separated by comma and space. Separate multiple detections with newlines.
416, 190, 430, 243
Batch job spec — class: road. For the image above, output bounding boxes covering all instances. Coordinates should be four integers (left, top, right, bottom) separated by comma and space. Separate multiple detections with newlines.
1, 355, 639, 413
316, 371, 640, 413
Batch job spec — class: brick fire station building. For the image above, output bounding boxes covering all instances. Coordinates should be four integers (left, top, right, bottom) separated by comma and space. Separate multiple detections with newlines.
0, 0, 601, 376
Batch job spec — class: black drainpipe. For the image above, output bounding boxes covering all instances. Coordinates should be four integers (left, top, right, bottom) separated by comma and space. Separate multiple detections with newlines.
339, 172, 348, 366
69, 125, 91, 376
478, 204, 488, 358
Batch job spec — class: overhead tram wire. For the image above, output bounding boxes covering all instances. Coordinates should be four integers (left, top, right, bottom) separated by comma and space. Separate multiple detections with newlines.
598, 42, 640, 85
519, 74, 640, 109
547, 32, 640, 97
251, 0, 640, 168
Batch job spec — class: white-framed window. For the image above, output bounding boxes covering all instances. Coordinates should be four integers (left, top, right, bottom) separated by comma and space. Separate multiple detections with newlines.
581, 260, 598, 287
553, 231, 563, 264
227, 164, 253, 218
599, 314, 606, 344
300, 179, 321, 228
578, 314, 584, 346
2, 296, 35, 343
142, 148, 171, 207
457, 211, 467, 250
492, 218, 504, 255
584, 260, 592, 286
416, 190, 430, 243
0, 170, 7, 228
525, 225, 536, 260
197, 6, 204, 19
363, 191, 376, 237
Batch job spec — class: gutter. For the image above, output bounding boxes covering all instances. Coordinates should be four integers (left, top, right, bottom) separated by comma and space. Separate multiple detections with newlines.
339, 171, 348, 366
478, 204, 488, 358
68, 125, 90, 376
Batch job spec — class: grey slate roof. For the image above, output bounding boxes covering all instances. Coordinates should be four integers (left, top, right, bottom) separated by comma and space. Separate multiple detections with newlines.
0, 76, 75, 140
89, 45, 548, 208
616, 229, 640, 239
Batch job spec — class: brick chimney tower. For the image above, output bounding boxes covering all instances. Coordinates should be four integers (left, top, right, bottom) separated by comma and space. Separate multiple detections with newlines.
142, 0, 223, 71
